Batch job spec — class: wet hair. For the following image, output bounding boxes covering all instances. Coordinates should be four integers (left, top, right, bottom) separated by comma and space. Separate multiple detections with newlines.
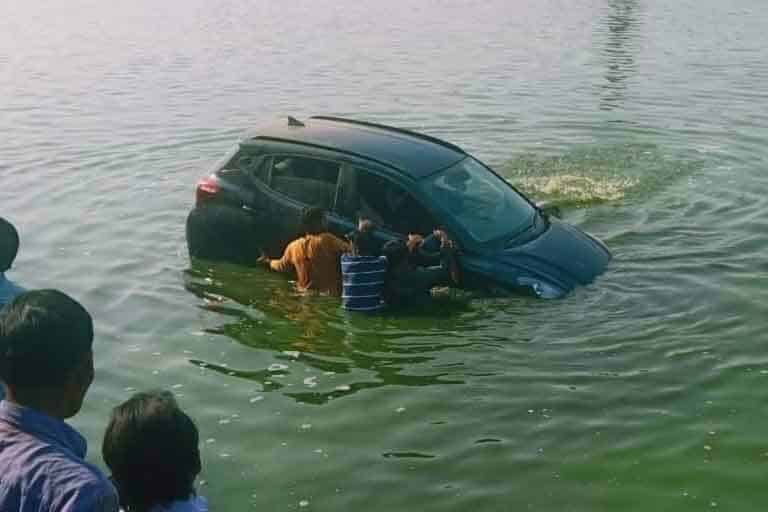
301, 207, 325, 235
103, 390, 201, 512
382, 240, 409, 270
350, 230, 379, 257
0, 217, 19, 272
0, 290, 93, 390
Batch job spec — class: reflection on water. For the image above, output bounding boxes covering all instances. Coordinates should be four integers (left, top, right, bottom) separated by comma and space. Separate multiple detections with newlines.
599, 0, 641, 111
183, 261, 472, 404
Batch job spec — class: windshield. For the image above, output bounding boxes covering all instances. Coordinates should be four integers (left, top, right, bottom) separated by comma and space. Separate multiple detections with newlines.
422, 157, 535, 244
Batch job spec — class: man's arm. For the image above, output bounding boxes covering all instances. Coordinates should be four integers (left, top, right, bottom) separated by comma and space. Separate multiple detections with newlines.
261, 241, 296, 273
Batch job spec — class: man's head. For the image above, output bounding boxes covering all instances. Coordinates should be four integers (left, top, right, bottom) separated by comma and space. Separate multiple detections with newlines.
0, 217, 20, 273
301, 207, 326, 235
0, 290, 95, 418
349, 229, 379, 257
103, 390, 201, 512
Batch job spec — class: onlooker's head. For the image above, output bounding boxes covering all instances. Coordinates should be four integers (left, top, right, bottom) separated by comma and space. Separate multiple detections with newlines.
103, 390, 202, 512
301, 207, 326, 235
0, 217, 20, 273
382, 240, 409, 270
0, 290, 94, 418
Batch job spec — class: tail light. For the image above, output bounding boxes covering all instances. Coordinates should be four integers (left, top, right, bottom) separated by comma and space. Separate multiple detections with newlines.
195, 174, 220, 205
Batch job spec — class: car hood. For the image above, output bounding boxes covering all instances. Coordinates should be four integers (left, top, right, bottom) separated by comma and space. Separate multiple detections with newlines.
483, 217, 611, 295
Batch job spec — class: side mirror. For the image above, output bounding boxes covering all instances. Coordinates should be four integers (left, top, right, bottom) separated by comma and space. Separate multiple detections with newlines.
536, 201, 562, 219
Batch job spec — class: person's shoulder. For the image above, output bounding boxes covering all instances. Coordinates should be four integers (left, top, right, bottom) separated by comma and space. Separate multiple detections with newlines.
319, 232, 345, 242
62, 479, 119, 512
44, 453, 114, 490
285, 237, 303, 249
281, 237, 306, 256
35, 456, 117, 510
0, 276, 25, 304
319, 232, 349, 250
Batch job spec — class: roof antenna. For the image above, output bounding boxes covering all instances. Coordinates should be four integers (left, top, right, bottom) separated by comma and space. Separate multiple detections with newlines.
287, 116, 305, 127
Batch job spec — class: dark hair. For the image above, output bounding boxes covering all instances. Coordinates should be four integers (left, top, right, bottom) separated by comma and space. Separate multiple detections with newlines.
0, 217, 20, 272
301, 207, 325, 234
350, 230, 379, 257
0, 290, 93, 389
103, 390, 201, 512
382, 240, 409, 270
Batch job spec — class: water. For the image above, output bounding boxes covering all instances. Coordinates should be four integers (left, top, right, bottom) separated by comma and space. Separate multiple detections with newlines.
2, 0, 768, 509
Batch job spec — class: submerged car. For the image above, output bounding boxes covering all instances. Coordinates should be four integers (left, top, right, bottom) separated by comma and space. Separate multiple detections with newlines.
186, 116, 611, 298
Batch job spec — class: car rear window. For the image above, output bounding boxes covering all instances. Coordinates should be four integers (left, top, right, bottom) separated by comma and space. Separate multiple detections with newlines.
224, 150, 263, 179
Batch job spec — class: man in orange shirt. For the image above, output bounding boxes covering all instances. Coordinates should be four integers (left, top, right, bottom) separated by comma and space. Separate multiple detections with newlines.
258, 208, 350, 296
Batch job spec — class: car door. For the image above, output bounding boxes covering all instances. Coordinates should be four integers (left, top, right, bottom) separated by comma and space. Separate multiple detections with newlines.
231, 153, 282, 254
334, 165, 438, 245
240, 153, 271, 213
256, 153, 343, 254
327, 163, 362, 239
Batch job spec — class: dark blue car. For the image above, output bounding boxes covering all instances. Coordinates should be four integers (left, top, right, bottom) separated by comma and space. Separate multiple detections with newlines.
187, 116, 611, 298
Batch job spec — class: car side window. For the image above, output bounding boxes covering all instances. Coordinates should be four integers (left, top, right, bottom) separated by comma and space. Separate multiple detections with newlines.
223, 150, 245, 170
337, 167, 436, 235
269, 156, 340, 210
225, 150, 265, 180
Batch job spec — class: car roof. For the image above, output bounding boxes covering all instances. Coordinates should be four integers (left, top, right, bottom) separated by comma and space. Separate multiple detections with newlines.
241, 116, 466, 179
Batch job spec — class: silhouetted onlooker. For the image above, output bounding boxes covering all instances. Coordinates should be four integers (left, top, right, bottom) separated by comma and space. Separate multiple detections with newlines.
0, 290, 118, 511
103, 390, 207, 512
0, 217, 25, 307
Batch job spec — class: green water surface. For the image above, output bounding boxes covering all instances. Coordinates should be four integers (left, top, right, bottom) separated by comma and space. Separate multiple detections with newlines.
2, 0, 767, 510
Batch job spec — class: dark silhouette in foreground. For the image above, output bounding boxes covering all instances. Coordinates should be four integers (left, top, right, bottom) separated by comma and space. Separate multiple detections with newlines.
103, 390, 208, 512
0, 217, 25, 307
0, 290, 118, 511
